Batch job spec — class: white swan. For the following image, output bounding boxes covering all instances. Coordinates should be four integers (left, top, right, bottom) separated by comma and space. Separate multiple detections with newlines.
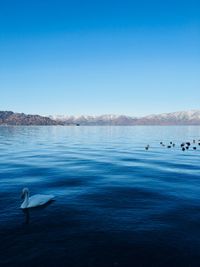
20, 188, 55, 209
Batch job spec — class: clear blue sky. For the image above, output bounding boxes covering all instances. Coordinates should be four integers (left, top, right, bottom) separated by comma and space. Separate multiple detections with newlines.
0, 0, 199, 116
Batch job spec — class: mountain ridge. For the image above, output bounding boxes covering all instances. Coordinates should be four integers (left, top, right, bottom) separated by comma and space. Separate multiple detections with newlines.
1, 110, 200, 126
50, 110, 200, 125
0, 111, 63, 125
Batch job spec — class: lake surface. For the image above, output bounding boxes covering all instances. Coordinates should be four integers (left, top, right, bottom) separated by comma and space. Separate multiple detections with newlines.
0, 126, 200, 267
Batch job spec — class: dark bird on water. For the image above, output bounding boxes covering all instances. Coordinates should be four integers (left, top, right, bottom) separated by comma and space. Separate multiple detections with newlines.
181, 143, 185, 147
182, 147, 185, 151
193, 147, 197, 150
145, 145, 150, 150
186, 142, 191, 146
186, 146, 189, 150
167, 145, 171, 148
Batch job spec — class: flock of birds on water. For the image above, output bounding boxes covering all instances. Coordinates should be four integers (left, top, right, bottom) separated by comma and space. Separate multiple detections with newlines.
145, 139, 200, 151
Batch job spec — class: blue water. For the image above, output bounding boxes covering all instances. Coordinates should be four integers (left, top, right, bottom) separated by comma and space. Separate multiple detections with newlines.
0, 126, 200, 267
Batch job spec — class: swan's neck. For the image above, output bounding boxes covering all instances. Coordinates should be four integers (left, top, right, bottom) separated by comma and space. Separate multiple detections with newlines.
22, 192, 29, 208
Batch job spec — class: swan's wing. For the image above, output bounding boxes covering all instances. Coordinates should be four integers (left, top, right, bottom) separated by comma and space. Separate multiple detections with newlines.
28, 194, 55, 208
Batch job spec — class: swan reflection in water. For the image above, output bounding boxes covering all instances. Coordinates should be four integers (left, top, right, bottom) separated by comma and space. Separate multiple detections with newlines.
22, 201, 55, 224
20, 188, 55, 224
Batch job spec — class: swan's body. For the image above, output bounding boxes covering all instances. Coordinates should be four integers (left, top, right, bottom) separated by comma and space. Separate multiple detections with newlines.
21, 188, 54, 209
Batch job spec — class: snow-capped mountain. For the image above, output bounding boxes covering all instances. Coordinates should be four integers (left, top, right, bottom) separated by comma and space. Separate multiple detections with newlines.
138, 110, 200, 125
50, 110, 200, 125
145, 110, 200, 120
49, 114, 136, 125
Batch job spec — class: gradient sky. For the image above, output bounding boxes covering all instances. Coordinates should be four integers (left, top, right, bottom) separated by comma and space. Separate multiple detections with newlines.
0, 0, 200, 116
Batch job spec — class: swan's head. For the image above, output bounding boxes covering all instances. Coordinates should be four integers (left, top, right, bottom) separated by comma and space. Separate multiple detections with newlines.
21, 188, 29, 199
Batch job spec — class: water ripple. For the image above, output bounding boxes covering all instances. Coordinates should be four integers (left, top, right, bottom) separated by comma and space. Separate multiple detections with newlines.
0, 126, 200, 267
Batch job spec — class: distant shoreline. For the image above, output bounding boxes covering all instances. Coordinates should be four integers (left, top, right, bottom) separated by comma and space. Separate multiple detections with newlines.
1, 110, 200, 126
1, 124, 200, 127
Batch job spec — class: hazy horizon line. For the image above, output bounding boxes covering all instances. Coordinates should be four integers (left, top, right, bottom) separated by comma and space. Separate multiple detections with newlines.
2, 109, 200, 118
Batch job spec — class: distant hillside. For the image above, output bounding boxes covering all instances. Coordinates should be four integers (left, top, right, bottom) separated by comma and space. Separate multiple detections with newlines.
50, 110, 200, 125
50, 114, 136, 126
0, 111, 63, 126
135, 110, 200, 125
1, 110, 200, 126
